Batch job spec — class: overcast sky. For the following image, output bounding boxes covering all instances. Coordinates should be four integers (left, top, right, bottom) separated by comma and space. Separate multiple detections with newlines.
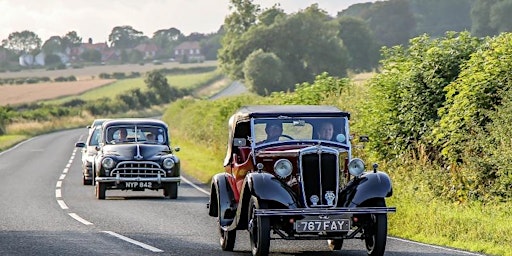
0, 0, 375, 43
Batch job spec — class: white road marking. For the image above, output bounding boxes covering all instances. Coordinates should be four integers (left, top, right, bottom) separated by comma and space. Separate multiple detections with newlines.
69, 213, 93, 225
56, 180, 62, 188
63, 168, 69, 174
57, 199, 68, 209
181, 176, 210, 195
55, 189, 62, 198
59, 174, 66, 180
102, 231, 164, 253
388, 237, 485, 255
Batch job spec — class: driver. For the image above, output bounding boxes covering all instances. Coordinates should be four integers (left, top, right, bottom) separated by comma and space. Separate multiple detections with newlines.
261, 121, 283, 143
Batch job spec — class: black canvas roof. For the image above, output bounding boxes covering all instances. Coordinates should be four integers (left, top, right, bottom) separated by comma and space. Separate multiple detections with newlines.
232, 105, 350, 121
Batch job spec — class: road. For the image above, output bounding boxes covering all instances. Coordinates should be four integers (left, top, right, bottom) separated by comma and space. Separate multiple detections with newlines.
0, 128, 486, 255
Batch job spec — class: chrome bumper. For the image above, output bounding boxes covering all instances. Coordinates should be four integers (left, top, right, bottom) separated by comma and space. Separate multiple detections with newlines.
96, 175, 181, 184
255, 207, 396, 216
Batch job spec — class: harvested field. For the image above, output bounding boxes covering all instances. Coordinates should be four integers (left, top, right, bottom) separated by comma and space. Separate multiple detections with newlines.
0, 79, 115, 106
0, 61, 218, 106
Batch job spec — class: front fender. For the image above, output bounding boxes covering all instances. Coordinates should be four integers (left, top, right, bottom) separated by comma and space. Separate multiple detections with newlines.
245, 172, 298, 209
209, 173, 237, 227
346, 171, 393, 207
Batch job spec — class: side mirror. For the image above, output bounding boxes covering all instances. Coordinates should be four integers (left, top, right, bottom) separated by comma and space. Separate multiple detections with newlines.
75, 142, 86, 148
233, 138, 247, 147
359, 135, 369, 143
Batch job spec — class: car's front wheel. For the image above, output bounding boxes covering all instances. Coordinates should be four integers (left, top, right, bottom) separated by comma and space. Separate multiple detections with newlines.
364, 199, 388, 256
163, 183, 178, 199
95, 182, 106, 199
219, 225, 236, 251
327, 239, 343, 250
248, 196, 270, 256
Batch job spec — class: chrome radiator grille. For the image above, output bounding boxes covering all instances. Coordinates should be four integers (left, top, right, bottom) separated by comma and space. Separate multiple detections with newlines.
111, 161, 165, 178
299, 148, 339, 208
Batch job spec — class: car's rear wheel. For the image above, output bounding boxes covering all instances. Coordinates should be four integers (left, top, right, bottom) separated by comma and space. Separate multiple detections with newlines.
364, 199, 388, 256
248, 196, 270, 256
327, 239, 343, 250
163, 183, 178, 199
95, 182, 106, 199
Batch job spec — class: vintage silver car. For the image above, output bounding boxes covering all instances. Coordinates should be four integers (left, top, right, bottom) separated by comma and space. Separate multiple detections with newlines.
75, 125, 102, 185
93, 118, 181, 199
208, 105, 396, 256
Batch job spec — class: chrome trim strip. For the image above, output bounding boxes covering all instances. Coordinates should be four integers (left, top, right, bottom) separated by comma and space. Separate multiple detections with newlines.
254, 207, 396, 216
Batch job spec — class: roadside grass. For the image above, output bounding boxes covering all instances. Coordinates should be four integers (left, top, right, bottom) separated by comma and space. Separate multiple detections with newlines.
0, 134, 29, 152
169, 127, 223, 183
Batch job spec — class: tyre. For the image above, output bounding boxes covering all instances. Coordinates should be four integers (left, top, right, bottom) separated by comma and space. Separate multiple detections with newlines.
327, 239, 343, 250
248, 196, 270, 256
364, 199, 388, 256
96, 182, 106, 199
219, 225, 236, 251
82, 175, 92, 185
163, 183, 178, 199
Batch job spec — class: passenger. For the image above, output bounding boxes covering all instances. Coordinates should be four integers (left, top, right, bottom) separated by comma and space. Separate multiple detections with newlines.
146, 133, 156, 142
260, 121, 283, 143
317, 122, 334, 141
117, 128, 127, 142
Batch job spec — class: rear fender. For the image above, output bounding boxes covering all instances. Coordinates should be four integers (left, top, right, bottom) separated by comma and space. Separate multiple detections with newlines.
346, 171, 393, 207
209, 173, 237, 226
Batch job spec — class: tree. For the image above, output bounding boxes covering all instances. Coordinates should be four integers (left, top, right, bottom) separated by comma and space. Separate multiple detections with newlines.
243, 49, 291, 95
219, 4, 349, 88
145, 70, 171, 103
337, 16, 379, 71
1, 30, 42, 53
80, 49, 102, 62
152, 27, 183, 52
62, 31, 82, 49
489, 0, 512, 33
361, 0, 416, 47
41, 36, 63, 54
471, 0, 499, 37
108, 25, 146, 49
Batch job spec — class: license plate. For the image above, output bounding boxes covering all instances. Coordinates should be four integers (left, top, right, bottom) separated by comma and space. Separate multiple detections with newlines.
125, 181, 153, 188
295, 219, 350, 233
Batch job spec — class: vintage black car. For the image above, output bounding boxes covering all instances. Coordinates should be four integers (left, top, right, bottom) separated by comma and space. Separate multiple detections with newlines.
208, 105, 395, 256
93, 118, 181, 199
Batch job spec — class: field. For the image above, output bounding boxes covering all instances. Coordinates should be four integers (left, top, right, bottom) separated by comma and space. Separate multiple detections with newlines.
0, 61, 218, 106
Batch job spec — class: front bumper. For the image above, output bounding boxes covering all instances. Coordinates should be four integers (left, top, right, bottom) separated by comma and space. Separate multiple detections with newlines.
255, 207, 396, 216
96, 175, 181, 184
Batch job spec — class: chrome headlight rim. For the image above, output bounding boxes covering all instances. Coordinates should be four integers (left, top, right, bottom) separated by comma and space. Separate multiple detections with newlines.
274, 159, 293, 179
162, 158, 175, 169
348, 158, 365, 177
102, 157, 115, 169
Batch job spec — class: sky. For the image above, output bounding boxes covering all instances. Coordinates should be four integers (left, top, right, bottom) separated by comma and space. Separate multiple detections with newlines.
0, 0, 375, 44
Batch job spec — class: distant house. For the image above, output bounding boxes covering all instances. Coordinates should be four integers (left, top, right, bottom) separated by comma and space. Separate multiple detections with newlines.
174, 41, 204, 63
18, 54, 34, 66
134, 42, 159, 60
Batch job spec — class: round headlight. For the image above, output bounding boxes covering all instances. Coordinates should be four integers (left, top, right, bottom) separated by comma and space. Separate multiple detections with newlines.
102, 157, 115, 169
348, 158, 365, 176
163, 158, 175, 169
274, 159, 293, 178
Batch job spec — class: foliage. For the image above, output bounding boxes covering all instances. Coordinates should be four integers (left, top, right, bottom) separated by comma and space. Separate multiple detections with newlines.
108, 25, 147, 49
80, 49, 102, 62
1, 30, 42, 54
336, 16, 379, 71
360, 31, 481, 160
242, 49, 291, 95
219, 3, 349, 94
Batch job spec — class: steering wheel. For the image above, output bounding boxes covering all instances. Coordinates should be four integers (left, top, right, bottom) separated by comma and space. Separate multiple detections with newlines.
279, 134, 294, 140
